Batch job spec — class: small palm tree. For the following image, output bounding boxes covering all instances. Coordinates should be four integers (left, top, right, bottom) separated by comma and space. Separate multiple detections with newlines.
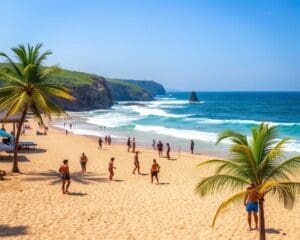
195, 123, 300, 240
0, 43, 75, 173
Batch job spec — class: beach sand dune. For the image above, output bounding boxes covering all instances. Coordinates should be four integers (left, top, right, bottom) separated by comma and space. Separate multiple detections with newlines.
0, 120, 299, 240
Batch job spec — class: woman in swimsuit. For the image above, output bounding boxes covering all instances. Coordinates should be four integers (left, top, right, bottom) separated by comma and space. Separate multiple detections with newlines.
59, 159, 71, 194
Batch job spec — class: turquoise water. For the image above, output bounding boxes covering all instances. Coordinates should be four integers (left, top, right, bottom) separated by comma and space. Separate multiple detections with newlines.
54, 92, 300, 157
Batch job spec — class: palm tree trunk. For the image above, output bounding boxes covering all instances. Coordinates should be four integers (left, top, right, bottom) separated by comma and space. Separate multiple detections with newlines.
12, 108, 28, 173
259, 198, 266, 240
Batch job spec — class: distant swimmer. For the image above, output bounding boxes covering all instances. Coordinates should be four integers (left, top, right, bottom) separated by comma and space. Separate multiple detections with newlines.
132, 151, 141, 174
150, 159, 160, 184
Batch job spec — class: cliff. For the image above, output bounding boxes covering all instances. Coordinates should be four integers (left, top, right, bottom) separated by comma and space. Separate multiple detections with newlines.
122, 80, 166, 95
106, 79, 154, 101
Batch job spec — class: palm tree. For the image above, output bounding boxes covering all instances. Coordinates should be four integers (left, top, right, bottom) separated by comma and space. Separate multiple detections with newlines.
195, 123, 300, 240
0, 43, 75, 173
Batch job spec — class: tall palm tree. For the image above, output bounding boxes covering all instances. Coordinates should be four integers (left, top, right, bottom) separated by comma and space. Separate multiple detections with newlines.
195, 123, 300, 240
0, 43, 75, 173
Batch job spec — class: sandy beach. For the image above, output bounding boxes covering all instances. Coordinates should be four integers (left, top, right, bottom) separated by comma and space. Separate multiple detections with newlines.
0, 118, 299, 240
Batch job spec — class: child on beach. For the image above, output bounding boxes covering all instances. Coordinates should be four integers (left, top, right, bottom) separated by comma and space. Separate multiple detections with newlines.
150, 159, 160, 184
127, 137, 131, 152
59, 159, 71, 194
132, 151, 141, 174
80, 152, 88, 175
108, 158, 117, 180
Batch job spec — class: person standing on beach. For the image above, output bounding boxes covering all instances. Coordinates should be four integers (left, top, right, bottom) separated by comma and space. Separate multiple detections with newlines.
59, 159, 71, 194
150, 159, 160, 184
190, 140, 194, 154
127, 137, 131, 152
108, 158, 116, 180
80, 152, 88, 175
166, 143, 171, 160
98, 137, 103, 149
108, 136, 112, 145
152, 140, 156, 150
132, 138, 136, 153
244, 184, 259, 231
132, 151, 141, 174
157, 141, 163, 157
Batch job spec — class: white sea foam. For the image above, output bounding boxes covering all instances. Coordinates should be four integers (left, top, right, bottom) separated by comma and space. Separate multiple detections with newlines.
188, 118, 300, 127
86, 113, 140, 128
128, 105, 192, 118
134, 125, 220, 142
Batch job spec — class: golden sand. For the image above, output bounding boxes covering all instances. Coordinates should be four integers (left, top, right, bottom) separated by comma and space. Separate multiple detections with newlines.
0, 119, 299, 240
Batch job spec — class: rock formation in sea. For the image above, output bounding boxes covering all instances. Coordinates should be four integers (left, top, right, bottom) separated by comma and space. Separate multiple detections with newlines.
189, 91, 200, 102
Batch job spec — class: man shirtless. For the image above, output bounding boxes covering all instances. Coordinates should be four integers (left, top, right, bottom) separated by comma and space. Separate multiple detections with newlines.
108, 157, 117, 181
59, 159, 71, 194
150, 159, 160, 184
244, 184, 259, 231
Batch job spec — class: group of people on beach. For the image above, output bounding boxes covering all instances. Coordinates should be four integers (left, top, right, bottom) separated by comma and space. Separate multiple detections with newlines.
98, 136, 111, 149
127, 137, 136, 152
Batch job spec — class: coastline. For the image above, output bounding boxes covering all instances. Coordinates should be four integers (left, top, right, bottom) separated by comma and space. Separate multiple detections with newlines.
0, 118, 299, 239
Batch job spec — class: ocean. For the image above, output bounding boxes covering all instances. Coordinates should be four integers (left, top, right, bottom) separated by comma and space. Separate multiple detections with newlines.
53, 91, 300, 157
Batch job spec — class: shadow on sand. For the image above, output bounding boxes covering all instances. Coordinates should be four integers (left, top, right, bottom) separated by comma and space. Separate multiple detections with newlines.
24, 170, 109, 185
67, 192, 88, 197
0, 225, 28, 237
265, 228, 285, 235
18, 148, 47, 154
0, 155, 29, 162
159, 182, 170, 185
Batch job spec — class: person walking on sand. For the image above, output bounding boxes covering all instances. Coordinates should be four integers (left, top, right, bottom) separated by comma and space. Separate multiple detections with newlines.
108, 157, 117, 181
127, 137, 131, 152
190, 140, 194, 154
80, 152, 88, 175
244, 184, 259, 231
132, 138, 136, 153
132, 151, 141, 174
157, 141, 163, 157
59, 159, 71, 194
98, 137, 103, 149
108, 135, 112, 145
150, 159, 160, 184
152, 139, 156, 150
166, 143, 171, 160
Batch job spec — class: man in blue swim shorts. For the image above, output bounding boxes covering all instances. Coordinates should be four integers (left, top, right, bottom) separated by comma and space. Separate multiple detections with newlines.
244, 184, 259, 231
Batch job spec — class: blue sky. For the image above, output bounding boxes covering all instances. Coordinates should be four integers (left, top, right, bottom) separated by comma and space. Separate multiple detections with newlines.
0, 0, 299, 90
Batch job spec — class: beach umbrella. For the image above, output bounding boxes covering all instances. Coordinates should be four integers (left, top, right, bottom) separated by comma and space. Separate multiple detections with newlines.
0, 129, 14, 138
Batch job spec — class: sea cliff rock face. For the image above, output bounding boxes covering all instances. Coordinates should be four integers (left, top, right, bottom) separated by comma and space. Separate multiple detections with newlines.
106, 80, 154, 101
123, 80, 166, 95
189, 91, 200, 102
54, 77, 113, 111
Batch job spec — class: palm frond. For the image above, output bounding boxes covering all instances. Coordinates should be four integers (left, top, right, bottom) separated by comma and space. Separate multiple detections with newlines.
270, 182, 300, 209
217, 130, 248, 145
0, 52, 23, 78
211, 191, 247, 227
195, 174, 250, 197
